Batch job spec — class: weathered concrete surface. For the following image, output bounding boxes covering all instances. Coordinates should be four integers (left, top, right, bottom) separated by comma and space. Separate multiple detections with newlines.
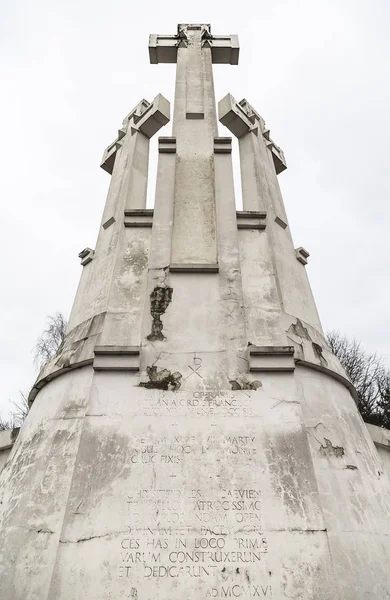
366, 423, 390, 480
1, 22, 390, 600
0, 429, 17, 473
3, 368, 390, 598
171, 26, 218, 266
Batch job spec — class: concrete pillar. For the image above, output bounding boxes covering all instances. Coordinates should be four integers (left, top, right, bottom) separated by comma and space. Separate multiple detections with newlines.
219, 93, 322, 333
171, 27, 218, 267
67, 96, 170, 347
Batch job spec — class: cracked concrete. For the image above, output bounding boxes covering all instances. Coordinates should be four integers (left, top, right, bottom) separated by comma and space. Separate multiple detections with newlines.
59, 531, 121, 544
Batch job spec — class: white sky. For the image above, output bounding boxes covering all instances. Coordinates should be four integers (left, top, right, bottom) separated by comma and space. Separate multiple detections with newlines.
1, 0, 389, 417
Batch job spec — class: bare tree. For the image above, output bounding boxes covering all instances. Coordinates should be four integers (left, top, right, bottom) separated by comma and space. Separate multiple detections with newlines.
0, 416, 15, 431
327, 331, 390, 428
1, 314, 67, 431
0, 392, 29, 431
34, 312, 67, 371
376, 370, 390, 429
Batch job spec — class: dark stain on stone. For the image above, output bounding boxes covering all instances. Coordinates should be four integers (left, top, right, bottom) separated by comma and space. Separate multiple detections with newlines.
222, 567, 226, 573
11, 427, 20, 442
230, 379, 262, 391
288, 318, 311, 341
319, 438, 345, 458
245, 571, 250, 583
345, 464, 358, 470
247, 341, 253, 346
139, 366, 182, 391
236, 568, 240, 574
312, 342, 328, 367
147, 286, 173, 341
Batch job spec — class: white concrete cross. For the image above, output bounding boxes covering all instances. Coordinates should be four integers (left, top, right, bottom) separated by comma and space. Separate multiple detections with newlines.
219, 93, 287, 174
150, 24, 238, 121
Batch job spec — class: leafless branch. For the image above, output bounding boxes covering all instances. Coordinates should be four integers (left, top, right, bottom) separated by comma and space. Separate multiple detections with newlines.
34, 312, 67, 371
327, 330, 390, 428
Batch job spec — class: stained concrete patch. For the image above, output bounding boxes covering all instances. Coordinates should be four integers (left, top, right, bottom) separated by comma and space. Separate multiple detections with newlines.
288, 318, 312, 341
229, 379, 262, 391
10, 428, 20, 442
147, 286, 173, 341
312, 342, 328, 367
139, 366, 182, 390
319, 438, 345, 458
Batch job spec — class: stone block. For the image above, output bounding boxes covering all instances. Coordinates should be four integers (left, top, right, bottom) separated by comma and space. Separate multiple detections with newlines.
158, 137, 176, 153
78, 247, 95, 266
132, 94, 170, 139
93, 346, 140, 371
295, 247, 310, 265
100, 139, 123, 175
265, 138, 287, 174
102, 216, 115, 230
214, 137, 232, 153
124, 209, 154, 228
149, 34, 178, 64
218, 94, 253, 138
275, 216, 288, 229
237, 210, 266, 230
169, 263, 219, 273
249, 346, 295, 372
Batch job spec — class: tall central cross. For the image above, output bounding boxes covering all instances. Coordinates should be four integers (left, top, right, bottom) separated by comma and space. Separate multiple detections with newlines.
150, 24, 238, 124
149, 24, 239, 267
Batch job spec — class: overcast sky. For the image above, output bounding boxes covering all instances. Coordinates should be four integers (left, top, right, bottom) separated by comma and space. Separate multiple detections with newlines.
1, 0, 389, 417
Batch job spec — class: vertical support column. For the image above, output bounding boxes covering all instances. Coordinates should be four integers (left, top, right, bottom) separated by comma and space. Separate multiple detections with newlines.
219, 94, 322, 333
123, 131, 150, 210
170, 26, 218, 268
148, 138, 176, 272
140, 137, 176, 373
214, 137, 248, 381
68, 96, 170, 339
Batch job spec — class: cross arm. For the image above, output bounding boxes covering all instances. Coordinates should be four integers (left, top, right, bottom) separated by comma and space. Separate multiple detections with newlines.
101, 94, 170, 174
149, 34, 178, 64
218, 94, 287, 174
149, 25, 239, 65
218, 93, 258, 138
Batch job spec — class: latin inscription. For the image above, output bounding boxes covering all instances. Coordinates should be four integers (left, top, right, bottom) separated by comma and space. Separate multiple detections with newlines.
118, 390, 272, 597
136, 391, 252, 417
